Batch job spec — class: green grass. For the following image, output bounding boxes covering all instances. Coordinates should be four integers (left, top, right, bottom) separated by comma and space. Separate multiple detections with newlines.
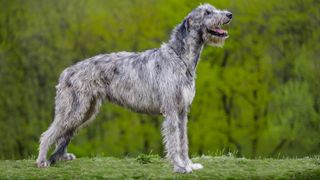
0, 155, 320, 179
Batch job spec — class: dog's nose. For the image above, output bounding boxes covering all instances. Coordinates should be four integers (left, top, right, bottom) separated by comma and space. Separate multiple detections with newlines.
226, 13, 233, 19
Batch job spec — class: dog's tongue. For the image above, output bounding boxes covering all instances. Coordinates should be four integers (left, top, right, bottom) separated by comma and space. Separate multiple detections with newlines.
214, 27, 226, 34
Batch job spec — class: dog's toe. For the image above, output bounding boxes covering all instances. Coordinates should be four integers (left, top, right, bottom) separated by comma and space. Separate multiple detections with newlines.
190, 163, 203, 170
37, 160, 50, 168
61, 153, 76, 161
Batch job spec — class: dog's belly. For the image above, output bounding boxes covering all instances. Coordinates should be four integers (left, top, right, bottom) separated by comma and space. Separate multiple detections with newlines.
106, 79, 161, 114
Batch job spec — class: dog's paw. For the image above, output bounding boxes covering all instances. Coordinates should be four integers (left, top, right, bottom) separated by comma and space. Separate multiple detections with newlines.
61, 153, 76, 161
174, 165, 193, 173
190, 163, 203, 170
36, 160, 50, 168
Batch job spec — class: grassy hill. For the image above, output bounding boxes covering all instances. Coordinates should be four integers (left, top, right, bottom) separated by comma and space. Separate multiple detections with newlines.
0, 155, 319, 179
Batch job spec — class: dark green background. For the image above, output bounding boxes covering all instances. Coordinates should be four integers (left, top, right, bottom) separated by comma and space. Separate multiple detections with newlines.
0, 0, 319, 159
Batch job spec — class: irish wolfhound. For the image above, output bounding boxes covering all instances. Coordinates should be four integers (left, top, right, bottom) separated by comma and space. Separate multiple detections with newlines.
36, 3, 232, 173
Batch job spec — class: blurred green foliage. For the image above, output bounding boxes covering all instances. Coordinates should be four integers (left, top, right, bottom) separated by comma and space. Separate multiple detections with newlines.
0, 0, 319, 159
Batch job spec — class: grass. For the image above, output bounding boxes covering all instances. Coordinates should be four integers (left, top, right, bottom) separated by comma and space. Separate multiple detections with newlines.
0, 155, 320, 179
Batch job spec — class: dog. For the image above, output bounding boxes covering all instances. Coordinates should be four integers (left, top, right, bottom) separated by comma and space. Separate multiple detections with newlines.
36, 3, 232, 173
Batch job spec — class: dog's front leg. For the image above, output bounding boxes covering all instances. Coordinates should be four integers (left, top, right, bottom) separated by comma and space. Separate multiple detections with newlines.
162, 111, 192, 173
179, 110, 203, 171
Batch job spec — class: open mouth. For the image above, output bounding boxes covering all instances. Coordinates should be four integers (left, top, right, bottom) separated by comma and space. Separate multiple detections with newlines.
207, 27, 228, 38
207, 20, 230, 38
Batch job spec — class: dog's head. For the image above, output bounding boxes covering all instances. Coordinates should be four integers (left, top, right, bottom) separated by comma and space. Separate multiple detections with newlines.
184, 4, 232, 47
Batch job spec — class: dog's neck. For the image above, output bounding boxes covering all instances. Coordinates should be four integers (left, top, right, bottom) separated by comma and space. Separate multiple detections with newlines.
167, 22, 204, 77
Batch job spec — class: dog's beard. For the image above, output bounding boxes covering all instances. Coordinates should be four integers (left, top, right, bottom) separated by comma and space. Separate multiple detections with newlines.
203, 33, 227, 47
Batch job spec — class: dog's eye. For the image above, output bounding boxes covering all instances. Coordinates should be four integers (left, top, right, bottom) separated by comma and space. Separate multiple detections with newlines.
205, 10, 212, 16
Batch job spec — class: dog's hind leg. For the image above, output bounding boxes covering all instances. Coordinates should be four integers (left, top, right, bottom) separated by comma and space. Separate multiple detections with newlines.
37, 86, 102, 168
48, 96, 102, 165
36, 121, 63, 168
47, 130, 75, 165
47, 92, 102, 165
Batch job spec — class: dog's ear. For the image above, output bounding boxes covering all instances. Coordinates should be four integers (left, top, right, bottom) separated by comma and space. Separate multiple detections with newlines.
181, 17, 190, 37
182, 17, 190, 31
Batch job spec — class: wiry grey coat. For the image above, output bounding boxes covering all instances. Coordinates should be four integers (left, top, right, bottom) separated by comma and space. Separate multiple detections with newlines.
36, 3, 232, 173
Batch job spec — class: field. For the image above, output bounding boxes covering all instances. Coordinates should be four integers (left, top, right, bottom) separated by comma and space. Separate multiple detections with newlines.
1, 155, 319, 179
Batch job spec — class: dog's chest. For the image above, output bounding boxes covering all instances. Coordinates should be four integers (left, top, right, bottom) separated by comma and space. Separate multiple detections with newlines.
181, 81, 195, 106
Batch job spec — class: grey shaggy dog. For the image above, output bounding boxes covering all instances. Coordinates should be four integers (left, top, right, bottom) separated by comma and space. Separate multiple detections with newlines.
36, 3, 232, 173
